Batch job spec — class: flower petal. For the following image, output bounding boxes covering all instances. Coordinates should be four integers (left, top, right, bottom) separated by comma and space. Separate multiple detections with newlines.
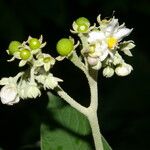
88, 31, 105, 43
95, 42, 109, 61
44, 63, 50, 72
104, 18, 119, 34
114, 28, 133, 40
19, 60, 27, 67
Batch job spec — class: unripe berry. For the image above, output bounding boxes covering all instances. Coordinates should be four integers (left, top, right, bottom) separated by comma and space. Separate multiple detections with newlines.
20, 49, 31, 60
75, 17, 90, 33
8, 41, 21, 55
29, 38, 41, 50
76, 17, 90, 26
56, 38, 74, 56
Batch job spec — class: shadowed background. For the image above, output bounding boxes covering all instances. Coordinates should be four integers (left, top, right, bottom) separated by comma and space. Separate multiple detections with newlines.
0, 0, 150, 150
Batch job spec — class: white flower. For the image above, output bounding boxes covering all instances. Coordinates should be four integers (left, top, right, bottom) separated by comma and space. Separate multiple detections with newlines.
36, 73, 63, 90
0, 85, 20, 105
103, 66, 114, 78
18, 80, 41, 99
87, 31, 113, 63
115, 63, 133, 76
18, 80, 29, 99
88, 31, 105, 43
35, 53, 55, 72
99, 17, 133, 41
26, 83, 41, 99
86, 16, 133, 65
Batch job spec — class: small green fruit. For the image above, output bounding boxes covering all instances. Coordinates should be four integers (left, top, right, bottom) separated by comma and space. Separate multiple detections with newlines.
56, 38, 74, 56
8, 41, 21, 55
75, 17, 90, 33
76, 17, 90, 26
20, 49, 31, 60
29, 38, 41, 50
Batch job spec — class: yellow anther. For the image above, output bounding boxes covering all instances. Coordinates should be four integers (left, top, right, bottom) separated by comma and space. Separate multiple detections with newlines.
107, 37, 117, 49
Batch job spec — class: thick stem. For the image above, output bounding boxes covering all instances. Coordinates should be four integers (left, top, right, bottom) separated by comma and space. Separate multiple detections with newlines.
69, 52, 99, 109
87, 109, 104, 150
88, 69, 98, 110
87, 70, 104, 150
69, 52, 104, 150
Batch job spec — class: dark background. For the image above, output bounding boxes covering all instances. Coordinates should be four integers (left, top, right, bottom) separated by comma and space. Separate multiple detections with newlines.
0, 0, 150, 150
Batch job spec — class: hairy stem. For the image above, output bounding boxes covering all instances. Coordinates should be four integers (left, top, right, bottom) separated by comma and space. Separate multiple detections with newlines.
55, 86, 87, 116
69, 52, 104, 150
87, 109, 104, 150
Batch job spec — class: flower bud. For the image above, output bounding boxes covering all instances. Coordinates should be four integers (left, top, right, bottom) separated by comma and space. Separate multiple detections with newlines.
87, 57, 99, 66
91, 61, 102, 70
0, 85, 20, 105
103, 66, 114, 78
115, 63, 133, 76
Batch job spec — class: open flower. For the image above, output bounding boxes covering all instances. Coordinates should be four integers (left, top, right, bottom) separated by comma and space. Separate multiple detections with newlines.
36, 73, 63, 90
35, 53, 55, 72
82, 15, 134, 72
19, 81, 41, 99
87, 17, 132, 60
26, 83, 41, 99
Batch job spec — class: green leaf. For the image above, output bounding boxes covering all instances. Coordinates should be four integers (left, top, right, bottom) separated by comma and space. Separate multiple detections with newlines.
41, 123, 92, 150
47, 92, 91, 135
41, 92, 112, 150
102, 136, 113, 150
47, 92, 64, 109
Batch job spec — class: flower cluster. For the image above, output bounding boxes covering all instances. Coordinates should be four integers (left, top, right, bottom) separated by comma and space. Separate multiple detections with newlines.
70, 15, 135, 77
0, 36, 62, 105
0, 14, 135, 105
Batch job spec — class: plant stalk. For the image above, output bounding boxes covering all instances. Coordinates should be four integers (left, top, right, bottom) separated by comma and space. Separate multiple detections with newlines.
87, 109, 104, 150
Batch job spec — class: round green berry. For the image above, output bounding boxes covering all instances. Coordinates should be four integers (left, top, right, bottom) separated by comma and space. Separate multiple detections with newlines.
76, 17, 90, 26
8, 41, 21, 55
20, 49, 31, 60
56, 38, 74, 56
29, 38, 41, 50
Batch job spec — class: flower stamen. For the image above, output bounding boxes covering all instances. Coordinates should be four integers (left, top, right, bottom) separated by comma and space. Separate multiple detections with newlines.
107, 37, 117, 49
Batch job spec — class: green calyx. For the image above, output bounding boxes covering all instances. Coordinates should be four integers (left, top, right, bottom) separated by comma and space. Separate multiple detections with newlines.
8, 41, 21, 55
56, 38, 74, 56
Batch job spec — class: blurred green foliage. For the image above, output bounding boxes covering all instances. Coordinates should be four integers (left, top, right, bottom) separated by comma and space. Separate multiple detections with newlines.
0, 0, 150, 150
